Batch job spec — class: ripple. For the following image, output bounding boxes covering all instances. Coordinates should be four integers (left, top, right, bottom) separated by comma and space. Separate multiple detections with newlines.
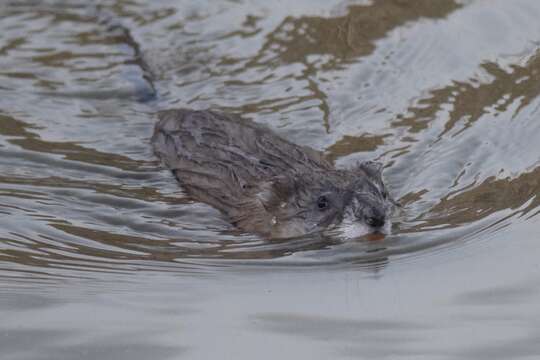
0, 0, 539, 284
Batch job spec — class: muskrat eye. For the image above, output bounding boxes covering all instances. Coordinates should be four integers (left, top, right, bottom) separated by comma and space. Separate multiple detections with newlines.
317, 195, 329, 210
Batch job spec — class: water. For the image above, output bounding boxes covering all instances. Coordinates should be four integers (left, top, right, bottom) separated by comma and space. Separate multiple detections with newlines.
1, 0, 539, 359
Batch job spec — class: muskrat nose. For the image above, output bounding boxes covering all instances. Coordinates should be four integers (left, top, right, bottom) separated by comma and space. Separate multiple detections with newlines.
365, 216, 385, 228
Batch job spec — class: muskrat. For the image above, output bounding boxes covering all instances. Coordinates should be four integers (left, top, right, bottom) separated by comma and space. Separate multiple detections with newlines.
152, 109, 396, 238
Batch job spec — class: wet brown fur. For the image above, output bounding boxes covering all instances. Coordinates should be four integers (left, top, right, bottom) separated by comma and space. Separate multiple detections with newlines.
152, 109, 392, 238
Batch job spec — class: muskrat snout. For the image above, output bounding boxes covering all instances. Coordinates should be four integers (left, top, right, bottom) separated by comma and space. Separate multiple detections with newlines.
361, 204, 388, 229
365, 215, 385, 228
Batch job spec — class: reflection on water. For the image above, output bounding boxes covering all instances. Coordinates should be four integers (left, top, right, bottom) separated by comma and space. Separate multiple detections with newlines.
255, 0, 461, 65
396, 50, 540, 136
1, 0, 540, 359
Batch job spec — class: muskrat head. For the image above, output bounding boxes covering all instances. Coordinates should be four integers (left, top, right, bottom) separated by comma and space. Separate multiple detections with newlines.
336, 161, 396, 238
258, 161, 396, 238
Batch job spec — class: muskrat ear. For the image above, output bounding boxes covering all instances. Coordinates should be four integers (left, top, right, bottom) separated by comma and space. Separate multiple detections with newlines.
358, 161, 383, 178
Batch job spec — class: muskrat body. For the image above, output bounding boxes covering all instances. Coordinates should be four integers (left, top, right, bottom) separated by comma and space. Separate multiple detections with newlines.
152, 109, 395, 238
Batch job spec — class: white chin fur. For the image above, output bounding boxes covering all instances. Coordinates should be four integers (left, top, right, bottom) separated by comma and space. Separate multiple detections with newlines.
333, 218, 391, 239
337, 221, 370, 239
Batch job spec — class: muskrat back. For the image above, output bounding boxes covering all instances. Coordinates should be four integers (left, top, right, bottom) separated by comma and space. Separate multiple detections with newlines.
152, 109, 395, 238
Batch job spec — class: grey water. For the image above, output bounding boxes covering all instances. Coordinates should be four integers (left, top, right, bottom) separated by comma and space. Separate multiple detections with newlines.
1, 1, 540, 359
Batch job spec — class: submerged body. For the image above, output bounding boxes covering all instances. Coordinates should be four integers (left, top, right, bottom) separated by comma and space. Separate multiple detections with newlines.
152, 109, 395, 238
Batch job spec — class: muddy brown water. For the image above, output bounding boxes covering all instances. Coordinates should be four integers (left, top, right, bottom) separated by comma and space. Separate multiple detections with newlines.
1, 1, 540, 359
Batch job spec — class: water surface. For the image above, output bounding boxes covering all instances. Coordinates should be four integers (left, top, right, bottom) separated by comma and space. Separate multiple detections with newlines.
1, 1, 540, 359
